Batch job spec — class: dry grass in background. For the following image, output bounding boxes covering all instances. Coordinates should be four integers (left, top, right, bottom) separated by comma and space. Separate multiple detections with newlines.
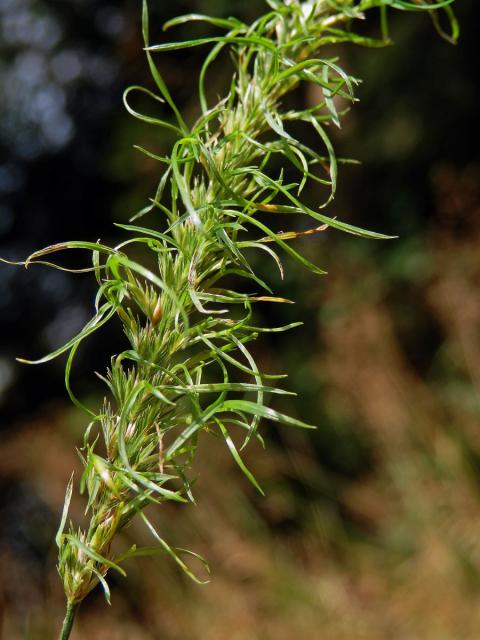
2, 165, 479, 640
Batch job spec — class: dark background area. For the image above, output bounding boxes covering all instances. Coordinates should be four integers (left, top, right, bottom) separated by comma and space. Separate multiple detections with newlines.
1, 1, 480, 638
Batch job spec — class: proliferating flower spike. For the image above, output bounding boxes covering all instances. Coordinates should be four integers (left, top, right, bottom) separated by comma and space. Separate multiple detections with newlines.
1, 1, 457, 637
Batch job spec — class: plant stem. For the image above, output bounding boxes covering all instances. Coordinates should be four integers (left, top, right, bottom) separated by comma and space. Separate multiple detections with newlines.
59, 602, 79, 640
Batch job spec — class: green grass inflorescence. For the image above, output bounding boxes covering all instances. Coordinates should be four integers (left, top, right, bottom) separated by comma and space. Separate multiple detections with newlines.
2, 1, 458, 637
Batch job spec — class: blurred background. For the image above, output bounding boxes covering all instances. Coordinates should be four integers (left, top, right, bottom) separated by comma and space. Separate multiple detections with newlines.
1, 1, 479, 638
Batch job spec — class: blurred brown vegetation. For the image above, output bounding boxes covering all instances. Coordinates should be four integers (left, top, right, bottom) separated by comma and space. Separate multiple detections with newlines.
2, 164, 480, 639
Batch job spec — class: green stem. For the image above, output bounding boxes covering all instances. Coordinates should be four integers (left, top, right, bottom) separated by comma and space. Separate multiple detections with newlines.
59, 602, 79, 640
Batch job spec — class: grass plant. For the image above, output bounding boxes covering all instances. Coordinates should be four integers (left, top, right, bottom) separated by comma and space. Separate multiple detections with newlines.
3, 1, 458, 637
